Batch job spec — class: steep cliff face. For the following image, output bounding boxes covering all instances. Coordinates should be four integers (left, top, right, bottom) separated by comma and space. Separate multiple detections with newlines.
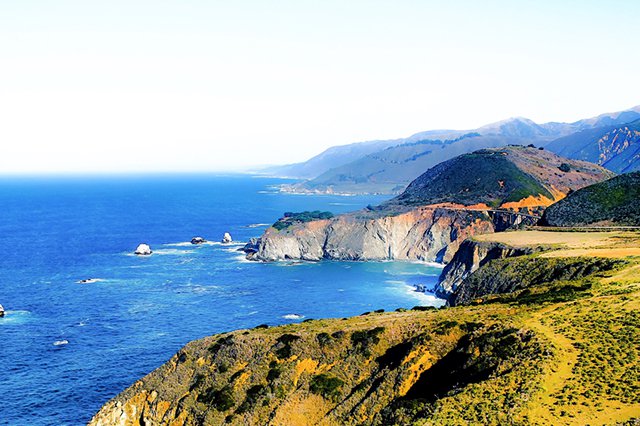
434, 239, 536, 299
447, 255, 625, 306
246, 207, 536, 263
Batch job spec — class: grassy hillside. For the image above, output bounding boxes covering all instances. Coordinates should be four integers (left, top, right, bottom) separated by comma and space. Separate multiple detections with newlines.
91, 230, 640, 426
541, 172, 640, 226
386, 146, 612, 211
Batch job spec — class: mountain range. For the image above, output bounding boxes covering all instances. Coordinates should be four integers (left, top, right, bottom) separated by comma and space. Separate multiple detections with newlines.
265, 106, 640, 194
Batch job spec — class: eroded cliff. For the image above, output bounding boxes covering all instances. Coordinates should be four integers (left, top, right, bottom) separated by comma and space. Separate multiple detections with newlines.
245, 207, 537, 263
434, 238, 537, 299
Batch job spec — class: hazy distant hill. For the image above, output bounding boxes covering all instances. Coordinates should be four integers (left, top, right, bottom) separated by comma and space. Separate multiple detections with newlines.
546, 119, 640, 173
269, 106, 639, 194
541, 172, 640, 226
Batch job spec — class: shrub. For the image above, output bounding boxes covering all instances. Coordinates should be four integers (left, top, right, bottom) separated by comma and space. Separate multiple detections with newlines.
351, 327, 385, 356
272, 211, 334, 231
274, 333, 301, 358
309, 374, 344, 400
317, 332, 332, 346
559, 163, 571, 172
197, 386, 235, 411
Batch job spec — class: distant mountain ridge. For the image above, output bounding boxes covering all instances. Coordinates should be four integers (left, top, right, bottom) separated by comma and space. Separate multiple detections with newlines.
546, 119, 640, 173
266, 106, 640, 194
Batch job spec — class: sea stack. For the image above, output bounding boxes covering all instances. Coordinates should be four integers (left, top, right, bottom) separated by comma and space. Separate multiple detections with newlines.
222, 232, 233, 244
191, 237, 206, 245
0, 304, 4, 317
134, 243, 152, 255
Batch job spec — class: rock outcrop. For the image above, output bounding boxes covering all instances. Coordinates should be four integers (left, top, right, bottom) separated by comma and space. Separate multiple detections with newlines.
434, 239, 536, 299
245, 207, 537, 262
0, 304, 4, 317
134, 244, 152, 256
222, 233, 233, 244
191, 237, 206, 245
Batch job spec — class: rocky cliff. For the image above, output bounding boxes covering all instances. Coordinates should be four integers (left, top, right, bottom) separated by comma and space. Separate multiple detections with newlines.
434, 239, 537, 299
245, 207, 537, 263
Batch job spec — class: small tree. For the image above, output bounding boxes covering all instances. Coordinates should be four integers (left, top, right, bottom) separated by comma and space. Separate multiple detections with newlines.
559, 163, 571, 173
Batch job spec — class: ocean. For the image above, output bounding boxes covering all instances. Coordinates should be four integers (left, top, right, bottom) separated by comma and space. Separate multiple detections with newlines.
0, 175, 444, 425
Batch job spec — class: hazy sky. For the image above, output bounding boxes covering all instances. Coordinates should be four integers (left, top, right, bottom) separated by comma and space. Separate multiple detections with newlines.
1, 0, 638, 173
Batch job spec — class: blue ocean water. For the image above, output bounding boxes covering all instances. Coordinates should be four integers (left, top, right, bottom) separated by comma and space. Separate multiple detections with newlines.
0, 175, 444, 425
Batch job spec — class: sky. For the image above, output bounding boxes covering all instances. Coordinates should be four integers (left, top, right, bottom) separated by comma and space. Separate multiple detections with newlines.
1, 0, 639, 174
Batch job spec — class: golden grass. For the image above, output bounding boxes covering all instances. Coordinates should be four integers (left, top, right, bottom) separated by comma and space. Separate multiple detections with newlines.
475, 230, 640, 251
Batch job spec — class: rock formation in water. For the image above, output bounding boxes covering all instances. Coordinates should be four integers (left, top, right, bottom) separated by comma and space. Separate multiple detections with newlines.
134, 244, 152, 256
191, 237, 206, 245
0, 304, 4, 317
222, 233, 233, 244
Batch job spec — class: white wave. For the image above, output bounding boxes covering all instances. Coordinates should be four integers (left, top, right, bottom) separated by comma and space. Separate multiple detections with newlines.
401, 283, 446, 306
233, 254, 252, 263
282, 314, 305, 320
409, 261, 446, 268
53, 340, 69, 346
223, 247, 244, 254
247, 223, 270, 228
0, 310, 32, 325
76, 278, 104, 284
163, 241, 195, 247
152, 248, 191, 256
385, 280, 406, 285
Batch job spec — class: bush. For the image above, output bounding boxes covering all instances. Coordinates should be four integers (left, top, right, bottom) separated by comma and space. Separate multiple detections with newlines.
317, 332, 332, 346
559, 163, 571, 172
274, 333, 301, 358
351, 327, 385, 356
197, 386, 235, 411
309, 374, 344, 400
272, 211, 334, 231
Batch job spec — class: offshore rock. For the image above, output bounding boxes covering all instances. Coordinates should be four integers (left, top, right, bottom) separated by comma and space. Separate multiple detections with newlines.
222, 233, 233, 244
0, 304, 4, 317
247, 207, 536, 263
134, 244, 152, 256
191, 237, 206, 245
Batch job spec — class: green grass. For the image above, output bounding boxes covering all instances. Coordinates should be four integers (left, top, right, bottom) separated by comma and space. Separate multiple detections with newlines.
272, 211, 334, 231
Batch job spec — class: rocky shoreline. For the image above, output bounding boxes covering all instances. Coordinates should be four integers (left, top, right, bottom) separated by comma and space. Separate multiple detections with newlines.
242, 206, 537, 264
